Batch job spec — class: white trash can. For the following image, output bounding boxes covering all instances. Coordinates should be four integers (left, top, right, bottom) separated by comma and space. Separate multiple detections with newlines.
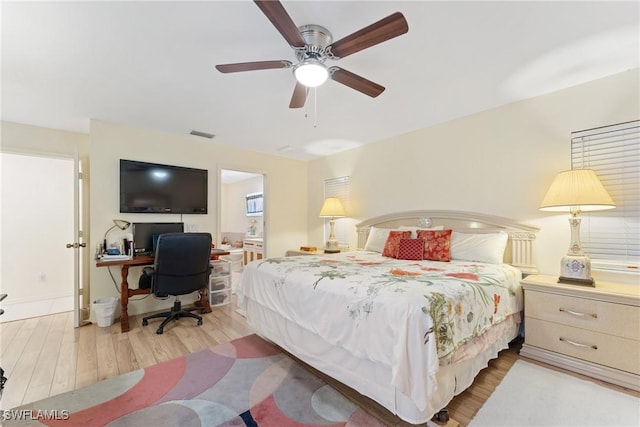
92, 297, 119, 327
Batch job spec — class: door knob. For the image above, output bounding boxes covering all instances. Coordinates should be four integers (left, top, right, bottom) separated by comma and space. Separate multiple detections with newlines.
66, 242, 86, 248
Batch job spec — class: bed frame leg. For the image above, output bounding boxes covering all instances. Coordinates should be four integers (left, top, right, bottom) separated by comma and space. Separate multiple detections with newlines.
433, 408, 449, 423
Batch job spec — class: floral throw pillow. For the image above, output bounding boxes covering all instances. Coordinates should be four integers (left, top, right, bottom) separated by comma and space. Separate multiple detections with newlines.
382, 230, 412, 258
417, 229, 452, 262
397, 238, 425, 260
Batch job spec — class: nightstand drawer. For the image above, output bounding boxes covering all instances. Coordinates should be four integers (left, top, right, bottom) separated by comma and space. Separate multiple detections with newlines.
526, 318, 640, 375
525, 290, 640, 340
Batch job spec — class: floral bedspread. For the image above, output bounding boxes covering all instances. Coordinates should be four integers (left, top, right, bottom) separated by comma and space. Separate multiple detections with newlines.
237, 251, 522, 411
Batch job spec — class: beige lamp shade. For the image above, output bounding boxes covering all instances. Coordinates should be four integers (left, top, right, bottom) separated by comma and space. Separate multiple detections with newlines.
319, 197, 346, 217
539, 169, 615, 212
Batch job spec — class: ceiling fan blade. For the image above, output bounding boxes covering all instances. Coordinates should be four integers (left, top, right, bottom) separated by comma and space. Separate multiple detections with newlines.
329, 67, 385, 98
328, 12, 408, 59
289, 82, 308, 109
254, 0, 306, 48
215, 60, 292, 73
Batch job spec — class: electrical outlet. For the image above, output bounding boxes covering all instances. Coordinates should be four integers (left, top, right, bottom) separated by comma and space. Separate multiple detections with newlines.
186, 224, 198, 232
38, 272, 46, 282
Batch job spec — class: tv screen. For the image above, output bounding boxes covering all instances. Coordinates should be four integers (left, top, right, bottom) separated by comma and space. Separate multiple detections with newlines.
132, 222, 184, 256
120, 159, 208, 214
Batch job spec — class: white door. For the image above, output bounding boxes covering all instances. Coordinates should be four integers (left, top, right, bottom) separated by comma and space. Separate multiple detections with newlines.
67, 150, 86, 327
0, 153, 77, 322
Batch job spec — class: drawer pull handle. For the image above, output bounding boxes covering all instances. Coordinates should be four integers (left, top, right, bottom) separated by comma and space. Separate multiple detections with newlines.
559, 337, 597, 350
559, 308, 597, 319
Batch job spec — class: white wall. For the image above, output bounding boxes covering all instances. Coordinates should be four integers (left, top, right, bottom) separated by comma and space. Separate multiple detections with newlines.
89, 120, 308, 315
307, 70, 640, 284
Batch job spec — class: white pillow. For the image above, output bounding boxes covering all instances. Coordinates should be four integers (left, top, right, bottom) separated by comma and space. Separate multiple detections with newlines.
364, 227, 396, 253
450, 231, 508, 264
398, 225, 445, 238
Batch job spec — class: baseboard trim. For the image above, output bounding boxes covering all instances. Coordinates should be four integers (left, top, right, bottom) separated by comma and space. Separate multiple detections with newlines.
520, 344, 640, 391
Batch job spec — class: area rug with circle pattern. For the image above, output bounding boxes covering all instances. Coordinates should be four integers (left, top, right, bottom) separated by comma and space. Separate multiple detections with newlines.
9, 334, 385, 426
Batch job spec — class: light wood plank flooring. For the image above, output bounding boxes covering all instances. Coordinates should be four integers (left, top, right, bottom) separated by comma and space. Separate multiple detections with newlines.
1, 301, 636, 426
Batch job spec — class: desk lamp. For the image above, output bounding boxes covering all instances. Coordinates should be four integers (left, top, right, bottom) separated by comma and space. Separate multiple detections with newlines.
103, 219, 131, 254
319, 197, 346, 253
539, 169, 615, 286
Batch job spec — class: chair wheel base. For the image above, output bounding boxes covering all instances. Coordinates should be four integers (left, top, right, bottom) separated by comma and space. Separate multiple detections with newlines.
141, 300, 204, 335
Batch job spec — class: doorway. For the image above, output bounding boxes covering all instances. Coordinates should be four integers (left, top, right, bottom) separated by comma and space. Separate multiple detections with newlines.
0, 153, 75, 322
219, 169, 265, 290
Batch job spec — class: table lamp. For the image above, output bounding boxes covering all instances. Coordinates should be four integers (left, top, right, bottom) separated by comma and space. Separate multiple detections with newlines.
319, 197, 346, 253
539, 169, 615, 286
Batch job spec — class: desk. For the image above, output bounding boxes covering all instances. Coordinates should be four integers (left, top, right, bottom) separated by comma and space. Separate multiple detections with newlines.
96, 249, 230, 332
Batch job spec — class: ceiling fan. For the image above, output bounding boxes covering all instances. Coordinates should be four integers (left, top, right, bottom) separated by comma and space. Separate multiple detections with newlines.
215, 0, 409, 108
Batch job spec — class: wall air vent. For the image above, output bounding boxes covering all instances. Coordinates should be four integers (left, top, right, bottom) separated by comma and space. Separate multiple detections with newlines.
189, 130, 215, 139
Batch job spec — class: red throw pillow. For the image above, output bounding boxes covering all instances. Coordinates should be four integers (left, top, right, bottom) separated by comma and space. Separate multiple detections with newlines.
417, 229, 452, 262
397, 238, 425, 260
382, 230, 412, 258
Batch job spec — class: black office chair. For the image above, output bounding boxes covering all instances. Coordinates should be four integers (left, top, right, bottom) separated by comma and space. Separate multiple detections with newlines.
140, 232, 212, 335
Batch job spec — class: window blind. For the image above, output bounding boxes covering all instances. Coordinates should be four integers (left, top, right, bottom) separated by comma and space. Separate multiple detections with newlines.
246, 192, 263, 216
571, 120, 639, 272
324, 176, 350, 248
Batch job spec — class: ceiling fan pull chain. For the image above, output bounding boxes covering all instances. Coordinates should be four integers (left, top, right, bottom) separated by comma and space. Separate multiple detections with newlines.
314, 87, 318, 128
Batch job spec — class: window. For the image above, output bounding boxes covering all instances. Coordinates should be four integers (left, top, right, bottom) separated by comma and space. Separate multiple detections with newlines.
246, 192, 263, 216
324, 176, 350, 248
571, 120, 639, 272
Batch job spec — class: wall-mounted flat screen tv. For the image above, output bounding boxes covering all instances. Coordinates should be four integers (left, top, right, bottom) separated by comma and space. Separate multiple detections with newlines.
120, 159, 208, 214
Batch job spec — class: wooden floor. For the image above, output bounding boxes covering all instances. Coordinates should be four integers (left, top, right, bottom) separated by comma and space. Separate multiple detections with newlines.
1, 300, 636, 426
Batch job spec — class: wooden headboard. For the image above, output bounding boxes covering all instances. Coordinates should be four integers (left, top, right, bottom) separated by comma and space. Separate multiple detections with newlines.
355, 210, 539, 275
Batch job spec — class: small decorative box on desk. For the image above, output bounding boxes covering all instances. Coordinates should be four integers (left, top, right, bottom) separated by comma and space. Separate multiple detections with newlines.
209, 259, 231, 307
286, 246, 319, 256
520, 274, 640, 391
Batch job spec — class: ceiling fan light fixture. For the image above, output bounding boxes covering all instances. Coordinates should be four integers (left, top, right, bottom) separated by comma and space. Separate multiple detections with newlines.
294, 59, 329, 87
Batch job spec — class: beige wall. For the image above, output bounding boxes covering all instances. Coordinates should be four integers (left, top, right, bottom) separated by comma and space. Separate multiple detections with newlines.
89, 120, 308, 315
3, 68, 638, 321
308, 69, 640, 283
1, 121, 89, 158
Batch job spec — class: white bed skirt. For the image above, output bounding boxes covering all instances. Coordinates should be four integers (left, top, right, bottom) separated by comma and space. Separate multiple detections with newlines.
243, 296, 519, 424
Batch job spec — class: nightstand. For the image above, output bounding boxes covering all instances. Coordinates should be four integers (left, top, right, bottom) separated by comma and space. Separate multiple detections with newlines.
521, 274, 640, 391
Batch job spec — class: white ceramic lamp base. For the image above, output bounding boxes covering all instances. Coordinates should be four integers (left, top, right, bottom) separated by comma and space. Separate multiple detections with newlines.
324, 218, 341, 253
557, 216, 594, 286
558, 254, 594, 286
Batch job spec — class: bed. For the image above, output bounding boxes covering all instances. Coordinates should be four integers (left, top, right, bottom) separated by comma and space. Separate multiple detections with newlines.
237, 210, 539, 424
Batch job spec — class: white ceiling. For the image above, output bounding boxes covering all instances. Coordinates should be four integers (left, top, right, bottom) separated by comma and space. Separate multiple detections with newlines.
2, 1, 638, 160
221, 168, 260, 184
